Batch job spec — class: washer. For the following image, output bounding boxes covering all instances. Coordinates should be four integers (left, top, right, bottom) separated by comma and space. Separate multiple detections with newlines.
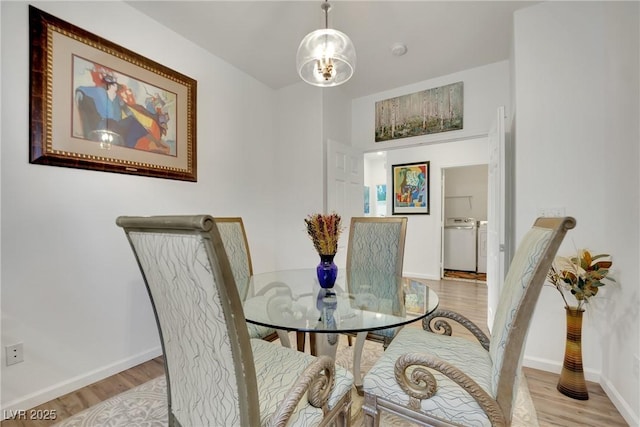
444, 217, 477, 272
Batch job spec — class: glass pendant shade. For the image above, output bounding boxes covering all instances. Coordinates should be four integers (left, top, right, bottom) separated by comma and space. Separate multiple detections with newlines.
296, 28, 356, 87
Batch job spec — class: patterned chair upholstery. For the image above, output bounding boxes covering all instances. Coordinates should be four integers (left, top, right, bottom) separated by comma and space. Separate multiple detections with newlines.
345, 217, 407, 391
362, 217, 576, 427
117, 215, 353, 427
214, 217, 290, 347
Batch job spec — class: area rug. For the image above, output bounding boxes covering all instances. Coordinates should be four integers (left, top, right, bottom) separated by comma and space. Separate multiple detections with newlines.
53, 337, 538, 426
443, 269, 487, 282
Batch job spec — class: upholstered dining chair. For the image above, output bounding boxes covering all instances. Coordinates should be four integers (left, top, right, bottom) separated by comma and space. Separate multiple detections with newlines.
345, 216, 408, 390
117, 215, 353, 427
362, 216, 576, 427
214, 217, 291, 348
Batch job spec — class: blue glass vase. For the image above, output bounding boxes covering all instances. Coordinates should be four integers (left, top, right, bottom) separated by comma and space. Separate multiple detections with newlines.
317, 254, 338, 289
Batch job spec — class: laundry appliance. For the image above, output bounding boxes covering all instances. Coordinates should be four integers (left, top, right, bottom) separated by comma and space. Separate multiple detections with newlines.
443, 217, 477, 272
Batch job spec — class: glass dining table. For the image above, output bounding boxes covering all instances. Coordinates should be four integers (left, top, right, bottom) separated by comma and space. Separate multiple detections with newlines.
240, 268, 439, 390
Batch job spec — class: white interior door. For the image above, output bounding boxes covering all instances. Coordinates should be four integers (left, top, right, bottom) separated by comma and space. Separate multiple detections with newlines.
487, 106, 506, 331
440, 171, 446, 279
326, 139, 364, 267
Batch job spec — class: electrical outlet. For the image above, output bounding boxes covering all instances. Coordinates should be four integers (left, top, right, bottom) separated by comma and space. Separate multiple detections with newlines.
537, 207, 566, 217
5, 343, 24, 366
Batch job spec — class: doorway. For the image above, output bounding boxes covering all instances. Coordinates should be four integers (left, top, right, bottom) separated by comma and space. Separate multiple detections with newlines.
441, 165, 488, 282
361, 138, 490, 280
363, 151, 388, 217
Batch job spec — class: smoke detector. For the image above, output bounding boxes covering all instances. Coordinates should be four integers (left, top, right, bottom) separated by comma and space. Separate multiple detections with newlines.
391, 42, 408, 57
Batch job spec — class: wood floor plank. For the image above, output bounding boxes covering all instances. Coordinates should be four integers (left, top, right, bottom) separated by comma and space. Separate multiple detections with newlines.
524, 366, 628, 427
1, 278, 628, 427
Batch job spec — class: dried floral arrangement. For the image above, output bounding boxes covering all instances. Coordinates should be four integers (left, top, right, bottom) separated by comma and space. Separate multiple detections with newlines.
304, 213, 343, 256
547, 249, 614, 310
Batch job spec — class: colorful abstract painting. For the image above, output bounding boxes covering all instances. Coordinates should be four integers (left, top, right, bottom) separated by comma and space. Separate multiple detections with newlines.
392, 161, 430, 215
73, 56, 177, 156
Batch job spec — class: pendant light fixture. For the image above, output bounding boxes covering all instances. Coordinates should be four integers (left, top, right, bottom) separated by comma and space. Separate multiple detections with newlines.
296, 0, 356, 87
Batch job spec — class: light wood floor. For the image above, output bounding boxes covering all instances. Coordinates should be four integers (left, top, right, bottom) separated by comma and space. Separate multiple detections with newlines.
1, 278, 628, 427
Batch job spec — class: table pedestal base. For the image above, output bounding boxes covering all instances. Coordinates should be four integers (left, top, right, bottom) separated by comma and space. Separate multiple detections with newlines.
353, 332, 367, 394
313, 333, 340, 360
297, 330, 380, 394
309, 331, 367, 393
276, 330, 291, 348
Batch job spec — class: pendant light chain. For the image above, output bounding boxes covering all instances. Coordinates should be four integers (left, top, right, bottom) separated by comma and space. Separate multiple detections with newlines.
323, 1, 330, 29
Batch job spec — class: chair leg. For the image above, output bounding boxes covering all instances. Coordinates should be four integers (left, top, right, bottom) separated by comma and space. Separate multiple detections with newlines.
296, 331, 306, 352
382, 336, 392, 350
383, 325, 403, 350
337, 394, 352, 427
309, 333, 317, 356
362, 393, 380, 427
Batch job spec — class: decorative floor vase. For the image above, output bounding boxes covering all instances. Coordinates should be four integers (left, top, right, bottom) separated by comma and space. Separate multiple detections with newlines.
557, 306, 589, 400
317, 254, 338, 289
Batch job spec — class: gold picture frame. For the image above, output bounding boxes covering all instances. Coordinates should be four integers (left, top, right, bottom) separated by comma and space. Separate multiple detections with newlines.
29, 6, 197, 181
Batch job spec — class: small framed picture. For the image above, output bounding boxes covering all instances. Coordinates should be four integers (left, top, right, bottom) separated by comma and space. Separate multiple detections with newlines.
392, 161, 430, 215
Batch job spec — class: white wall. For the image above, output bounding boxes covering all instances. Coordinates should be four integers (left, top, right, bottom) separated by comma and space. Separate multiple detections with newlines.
272, 83, 353, 271
1, 1, 279, 411
322, 87, 352, 152
352, 61, 511, 151
514, 2, 639, 424
273, 82, 324, 270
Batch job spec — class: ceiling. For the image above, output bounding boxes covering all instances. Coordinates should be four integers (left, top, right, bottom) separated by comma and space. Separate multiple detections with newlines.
127, 1, 537, 99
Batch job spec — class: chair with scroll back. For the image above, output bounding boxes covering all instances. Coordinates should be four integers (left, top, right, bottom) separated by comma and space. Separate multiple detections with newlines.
345, 216, 408, 391
117, 215, 353, 427
362, 216, 576, 427
214, 217, 291, 348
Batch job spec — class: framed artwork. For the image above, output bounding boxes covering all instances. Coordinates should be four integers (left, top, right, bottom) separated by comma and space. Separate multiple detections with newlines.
392, 161, 430, 215
376, 184, 387, 202
29, 6, 197, 181
375, 81, 463, 142
376, 184, 387, 217
364, 186, 370, 214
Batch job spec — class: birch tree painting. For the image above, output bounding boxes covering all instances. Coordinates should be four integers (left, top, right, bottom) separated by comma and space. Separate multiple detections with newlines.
375, 82, 463, 142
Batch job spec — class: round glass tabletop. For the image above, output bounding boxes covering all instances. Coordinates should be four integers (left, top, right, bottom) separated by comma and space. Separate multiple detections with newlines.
241, 268, 439, 333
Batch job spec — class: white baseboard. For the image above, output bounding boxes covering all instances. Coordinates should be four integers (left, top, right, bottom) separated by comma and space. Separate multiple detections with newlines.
522, 355, 600, 383
1, 346, 162, 418
523, 356, 638, 425
601, 376, 640, 427
404, 272, 441, 281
